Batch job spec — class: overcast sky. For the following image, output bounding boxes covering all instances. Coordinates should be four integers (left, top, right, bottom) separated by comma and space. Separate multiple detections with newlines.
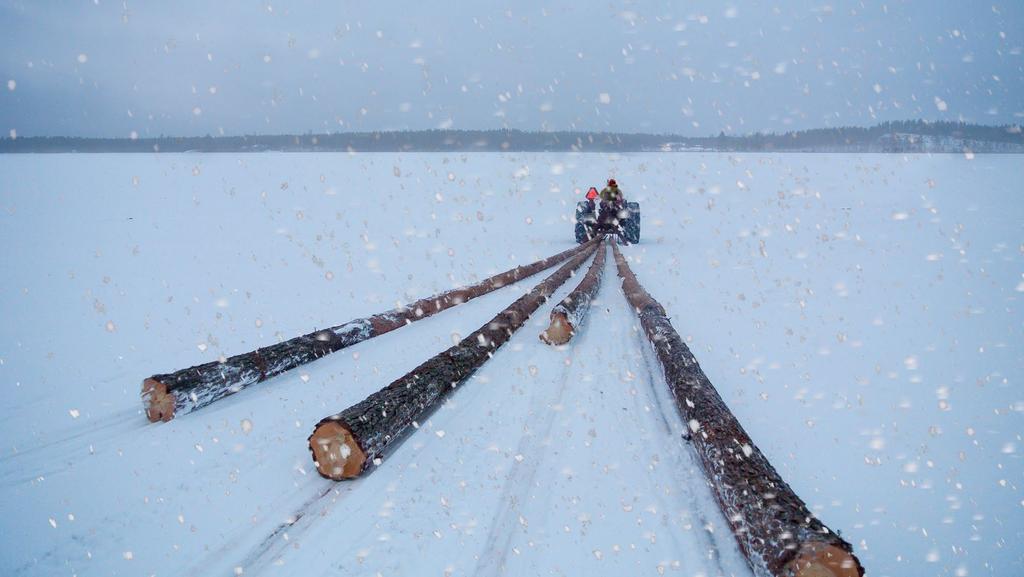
1, 1, 1021, 137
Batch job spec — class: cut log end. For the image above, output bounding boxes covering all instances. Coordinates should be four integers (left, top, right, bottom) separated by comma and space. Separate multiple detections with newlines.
539, 312, 574, 346
784, 543, 863, 577
141, 378, 175, 422
309, 420, 367, 480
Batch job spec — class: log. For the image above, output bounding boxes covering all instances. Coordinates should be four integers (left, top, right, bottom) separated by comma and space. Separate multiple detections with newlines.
142, 238, 600, 422
611, 244, 864, 577
308, 239, 601, 480
539, 236, 607, 345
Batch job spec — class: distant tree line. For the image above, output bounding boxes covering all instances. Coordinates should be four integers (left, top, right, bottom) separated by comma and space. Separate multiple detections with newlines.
1, 120, 1020, 153
704, 120, 1023, 152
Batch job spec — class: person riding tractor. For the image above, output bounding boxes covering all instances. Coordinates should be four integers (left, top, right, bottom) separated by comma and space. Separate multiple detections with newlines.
599, 178, 624, 206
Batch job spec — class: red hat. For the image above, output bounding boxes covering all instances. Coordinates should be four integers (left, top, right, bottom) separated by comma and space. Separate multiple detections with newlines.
607, 178, 617, 186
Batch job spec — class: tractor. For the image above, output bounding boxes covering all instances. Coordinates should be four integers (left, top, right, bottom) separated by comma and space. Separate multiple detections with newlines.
574, 186, 640, 244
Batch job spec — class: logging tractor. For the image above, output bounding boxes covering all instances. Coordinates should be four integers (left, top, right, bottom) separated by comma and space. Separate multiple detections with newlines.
574, 187, 640, 245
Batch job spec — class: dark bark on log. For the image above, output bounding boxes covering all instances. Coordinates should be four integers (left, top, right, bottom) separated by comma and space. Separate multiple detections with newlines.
309, 240, 601, 480
142, 238, 600, 422
611, 244, 864, 577
540, 237, 607, 345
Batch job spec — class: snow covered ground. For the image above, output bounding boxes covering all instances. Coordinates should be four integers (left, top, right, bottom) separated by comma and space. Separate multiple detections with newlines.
0, 152, 1021, 576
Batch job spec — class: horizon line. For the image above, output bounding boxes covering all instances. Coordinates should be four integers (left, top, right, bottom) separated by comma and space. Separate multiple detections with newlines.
4, 119, 1022, 142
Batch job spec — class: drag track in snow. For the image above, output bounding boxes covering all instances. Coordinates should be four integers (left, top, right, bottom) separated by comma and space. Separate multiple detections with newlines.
195, 481, 349, 577
471, 310, 583, 577
0, 408, 142, 485
237, 250, 752, 577
469, 252, 752, 577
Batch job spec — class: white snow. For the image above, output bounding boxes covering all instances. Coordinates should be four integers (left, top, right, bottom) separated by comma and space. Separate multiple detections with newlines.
0, 152, 1021, 576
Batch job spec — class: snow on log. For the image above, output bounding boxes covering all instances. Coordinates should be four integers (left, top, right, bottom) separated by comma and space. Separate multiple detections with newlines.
611, 244, 864, 577
308, 240, 601, 480
540, 236, 607, 345
142, 238, 600, 422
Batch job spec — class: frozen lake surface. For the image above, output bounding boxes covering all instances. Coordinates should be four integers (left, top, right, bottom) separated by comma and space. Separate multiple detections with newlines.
1, 152, 1021, 576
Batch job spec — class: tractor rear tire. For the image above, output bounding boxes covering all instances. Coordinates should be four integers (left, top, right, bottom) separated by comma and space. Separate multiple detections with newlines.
574, 201, 595, 244
575, 222, 592, 244
621, 204, 640, 245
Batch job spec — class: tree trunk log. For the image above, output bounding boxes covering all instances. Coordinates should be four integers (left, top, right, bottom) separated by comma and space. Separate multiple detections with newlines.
540, 237, 607, 345
308, 239, 601, 480
611, 244, 864, 577
142, 238, 600, 422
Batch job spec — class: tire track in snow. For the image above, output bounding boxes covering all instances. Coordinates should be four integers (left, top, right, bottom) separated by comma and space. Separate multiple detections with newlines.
245, 271, 591, 576
188, 335, 514, 576
220, 254, 748, 577
477, 253, 753, 576
183, 267, 563, 576
230, 482, 358, 577
473, 326, 585, 577
249, 348, 556, 576
0, 408, 142, 486
626, 318, 747, 575
602, 343, 695, 563
0, 408, 140, 464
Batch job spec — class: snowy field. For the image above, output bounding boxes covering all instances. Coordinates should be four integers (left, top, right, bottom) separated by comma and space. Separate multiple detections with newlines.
0, 152, 1021, 576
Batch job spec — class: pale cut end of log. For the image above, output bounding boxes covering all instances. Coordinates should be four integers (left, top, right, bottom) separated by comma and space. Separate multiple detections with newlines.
309, 421, 367, 480
141, 378, 175, 422
783, 543, 862, 577
539, 311, 574, 345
